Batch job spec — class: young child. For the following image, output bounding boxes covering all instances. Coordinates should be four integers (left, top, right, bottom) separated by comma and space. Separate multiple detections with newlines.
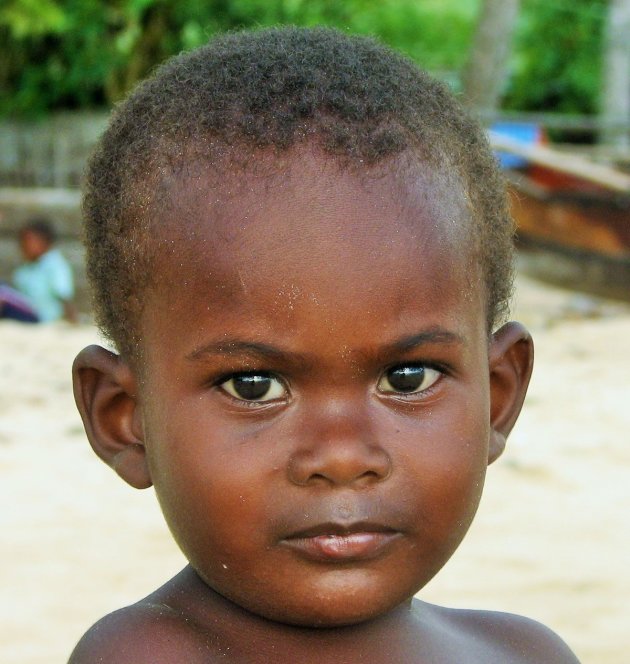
70, 27, 579, 663
0, 218, 75, 323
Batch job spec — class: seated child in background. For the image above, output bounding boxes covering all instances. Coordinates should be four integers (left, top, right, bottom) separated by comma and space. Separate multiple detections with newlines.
0, 218, 75, 323
70, 27, 579, 663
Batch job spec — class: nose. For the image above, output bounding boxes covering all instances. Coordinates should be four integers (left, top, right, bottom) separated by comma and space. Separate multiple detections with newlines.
287, 398, 392, 487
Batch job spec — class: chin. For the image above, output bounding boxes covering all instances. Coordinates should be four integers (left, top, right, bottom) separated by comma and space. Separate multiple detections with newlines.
252, 591, 411, 629
197, 563, 419, 629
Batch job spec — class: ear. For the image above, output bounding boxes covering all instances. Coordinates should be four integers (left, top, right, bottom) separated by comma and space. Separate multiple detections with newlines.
487, 322, 534, 464
72, 345, 152, 489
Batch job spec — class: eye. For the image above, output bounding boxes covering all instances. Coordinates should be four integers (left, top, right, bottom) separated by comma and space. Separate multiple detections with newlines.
218, 372, 287, 402
377, 364, 441, 395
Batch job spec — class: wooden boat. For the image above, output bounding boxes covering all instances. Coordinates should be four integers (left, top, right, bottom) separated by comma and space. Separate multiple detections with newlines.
490, 131, 630, 300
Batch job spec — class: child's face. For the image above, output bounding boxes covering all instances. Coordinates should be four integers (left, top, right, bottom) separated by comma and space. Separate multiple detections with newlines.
135, 154, 497, 626
19, 230, 49, 261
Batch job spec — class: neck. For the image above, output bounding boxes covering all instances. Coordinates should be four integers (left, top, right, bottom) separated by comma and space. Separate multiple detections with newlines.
166, 566, 423, 662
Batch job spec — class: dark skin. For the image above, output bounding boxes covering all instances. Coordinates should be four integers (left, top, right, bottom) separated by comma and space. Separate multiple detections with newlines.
19, 229, 50, 263
71, 152, 579, 663
19, 229, 78, 323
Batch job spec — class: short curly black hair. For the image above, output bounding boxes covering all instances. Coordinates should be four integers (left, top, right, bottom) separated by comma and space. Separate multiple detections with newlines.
83, 26, 514, 360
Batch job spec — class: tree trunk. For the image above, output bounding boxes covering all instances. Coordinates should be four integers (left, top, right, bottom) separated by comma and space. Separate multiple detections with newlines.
461, 0, 520, 117
601, 0, 630, 153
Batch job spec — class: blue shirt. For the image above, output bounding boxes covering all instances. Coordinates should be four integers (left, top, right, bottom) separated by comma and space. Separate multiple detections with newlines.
12, 248, 74, 322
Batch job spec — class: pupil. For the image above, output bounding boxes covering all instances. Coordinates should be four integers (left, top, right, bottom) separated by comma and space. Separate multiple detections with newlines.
233, 374, 271, 400
387, 366, 424, 392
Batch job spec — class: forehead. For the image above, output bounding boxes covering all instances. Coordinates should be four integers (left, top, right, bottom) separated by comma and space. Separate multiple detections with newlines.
154, 150, 474, 268
20, 229, 44, 240
141, 151, 483, 347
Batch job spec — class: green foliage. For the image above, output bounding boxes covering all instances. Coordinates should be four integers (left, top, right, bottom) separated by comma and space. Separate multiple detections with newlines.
0, 0, 66, 38
0, 0, 611, 118
505, 0, 607, 114
0, 0, 480, 117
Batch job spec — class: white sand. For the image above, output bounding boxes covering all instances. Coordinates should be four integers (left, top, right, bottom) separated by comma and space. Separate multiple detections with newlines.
1, 273, 628, 663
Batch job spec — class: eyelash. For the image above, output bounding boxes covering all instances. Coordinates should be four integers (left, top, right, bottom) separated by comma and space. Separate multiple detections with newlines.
215, 371, 288, 406
377, 362, 445, 399
214, 362, 448, 406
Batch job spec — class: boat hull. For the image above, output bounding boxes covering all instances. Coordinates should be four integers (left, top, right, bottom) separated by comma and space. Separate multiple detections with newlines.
507, 174, 630, 300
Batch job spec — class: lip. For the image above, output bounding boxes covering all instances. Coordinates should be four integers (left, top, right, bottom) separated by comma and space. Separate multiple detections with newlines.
280, 522, 402, 562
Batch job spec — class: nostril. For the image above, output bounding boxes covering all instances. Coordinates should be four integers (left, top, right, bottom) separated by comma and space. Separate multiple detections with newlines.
306, 472, 328, 486
287, 444, 392, 487
359, 469, 382, 482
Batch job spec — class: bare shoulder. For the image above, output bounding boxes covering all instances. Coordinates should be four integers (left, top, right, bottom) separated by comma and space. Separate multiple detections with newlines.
67, 601, 218, 664
435, 605, 581, 663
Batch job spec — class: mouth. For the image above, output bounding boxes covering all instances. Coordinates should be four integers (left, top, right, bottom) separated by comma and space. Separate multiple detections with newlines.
280, 522, 402, 563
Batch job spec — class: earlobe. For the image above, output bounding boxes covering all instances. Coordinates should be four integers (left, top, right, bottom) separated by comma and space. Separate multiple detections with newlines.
72, 345, 152, 489
487, 322, 534, 464
488, 430, 507, 465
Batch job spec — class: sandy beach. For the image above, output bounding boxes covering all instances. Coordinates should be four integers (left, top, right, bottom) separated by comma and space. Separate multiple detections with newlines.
1, 272, 628, 663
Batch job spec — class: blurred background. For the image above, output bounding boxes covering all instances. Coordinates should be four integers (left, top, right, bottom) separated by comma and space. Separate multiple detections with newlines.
2, 0, 630, 302
1, 2, 629, 664
1, 0, 630, 305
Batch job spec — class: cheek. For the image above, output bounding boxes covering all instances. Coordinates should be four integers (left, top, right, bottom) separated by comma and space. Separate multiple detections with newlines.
394, 400, 490, 546
143, 404, 275, 556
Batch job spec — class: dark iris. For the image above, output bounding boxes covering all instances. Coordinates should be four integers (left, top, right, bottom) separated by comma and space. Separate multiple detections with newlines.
231, 374, 272, 400
386, 365, 425, 392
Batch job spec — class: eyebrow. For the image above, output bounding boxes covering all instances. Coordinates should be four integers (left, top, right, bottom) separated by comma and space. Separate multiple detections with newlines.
186, 328, 463, 365
381, 329, 464, 355
186, 340, 310, 365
